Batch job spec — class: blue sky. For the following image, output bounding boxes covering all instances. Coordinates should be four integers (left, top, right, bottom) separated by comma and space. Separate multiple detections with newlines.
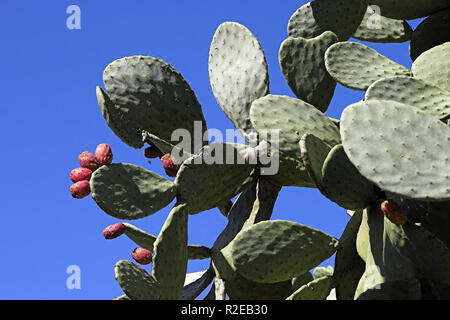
0, 0, 422, 299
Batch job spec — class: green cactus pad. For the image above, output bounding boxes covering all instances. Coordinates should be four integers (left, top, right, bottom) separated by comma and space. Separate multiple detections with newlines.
179, 269, 214, 300
287, 0, 367, 41
250, 94, 341, 187
103, 55, 207, 154
385, 219, 450, 285
279, 31, 338, 112
114, 260, 160, 300
122, 223, 210, 260
412, 42, 450, 93
325, 42, 412, 91
96, 86, 143, 149
369, 0, 450, 20
208, 22, 269, 142
334, 210, 365, 300
409, 10, 450, 61
321, 144, 376, 210
365, 76, 450, 120
152, 202, 189, 299
341, 100, 450, 201
222, 220, 339, 284
90, 163, 177, 220
175, 143, 257, 214
286, 276, 336, 300
352, 6, 412, 43
357, 278, 422, 300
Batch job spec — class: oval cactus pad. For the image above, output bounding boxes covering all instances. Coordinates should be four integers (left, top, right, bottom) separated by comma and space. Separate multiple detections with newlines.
325, 42, 412, 90
175, 143, 257, 214
222, 220, 339, 284
209, 22, 269, 142
365, 76, 450, 120
341, 100, 450, 201
90, 163, 177, 219
412, 42, 450, 93
114, 260, 160, 300
103, 55, 207, 154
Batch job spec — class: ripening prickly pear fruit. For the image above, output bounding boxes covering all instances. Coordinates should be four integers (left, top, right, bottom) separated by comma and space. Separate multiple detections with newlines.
381, 200, 407, 225
95, 143, 113, 165
70, 167, 92, 183
78, 151, 100, 171
70, 180, 91, 199
144, 145, 163, 159
131, 248, 152, 265
102, 222, 126, 239
161, 154, 179, 177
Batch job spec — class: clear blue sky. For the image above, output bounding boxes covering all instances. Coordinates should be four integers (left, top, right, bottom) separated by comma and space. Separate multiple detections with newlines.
0, 0, 421, 299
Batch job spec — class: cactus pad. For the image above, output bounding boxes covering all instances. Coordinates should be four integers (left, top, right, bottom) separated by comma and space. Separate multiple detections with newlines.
152, 202, 189, 299
299, 133, 332, 188
114, 260, 160, 300
334, 210, 365, 300
208, 22, 269, 142
412, 42, 450, 93
365, 76, 450, 120
175, 143, 257, 214
321, 144, 376, 210
221, 220, 339, 283
103, 55, 207, 154
287, 0, 367, 41
90, 163, 177, 219
279, 31, 338, 112
325, 42, 412, 90
341, 100, 450, 201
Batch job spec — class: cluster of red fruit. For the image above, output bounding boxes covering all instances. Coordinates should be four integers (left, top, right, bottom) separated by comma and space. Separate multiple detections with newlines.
143, 140, 179, 177
70, 143, 113, 199
103, 222, 152, 265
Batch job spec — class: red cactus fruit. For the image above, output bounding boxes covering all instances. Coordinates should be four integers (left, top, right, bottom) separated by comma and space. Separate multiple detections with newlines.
78, 151, 100, 171
95, 143, 113, 165
70, 167, 92, 183
144, 145, 163, 159
381, 200, 407, 225
102, 222, 126, 239
131, 248, 152, 265
70, 180, 91, 199
161, 154, 179, 177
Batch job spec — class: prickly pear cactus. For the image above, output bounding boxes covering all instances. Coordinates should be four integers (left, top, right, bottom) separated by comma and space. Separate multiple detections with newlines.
69, 1, 450, 300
